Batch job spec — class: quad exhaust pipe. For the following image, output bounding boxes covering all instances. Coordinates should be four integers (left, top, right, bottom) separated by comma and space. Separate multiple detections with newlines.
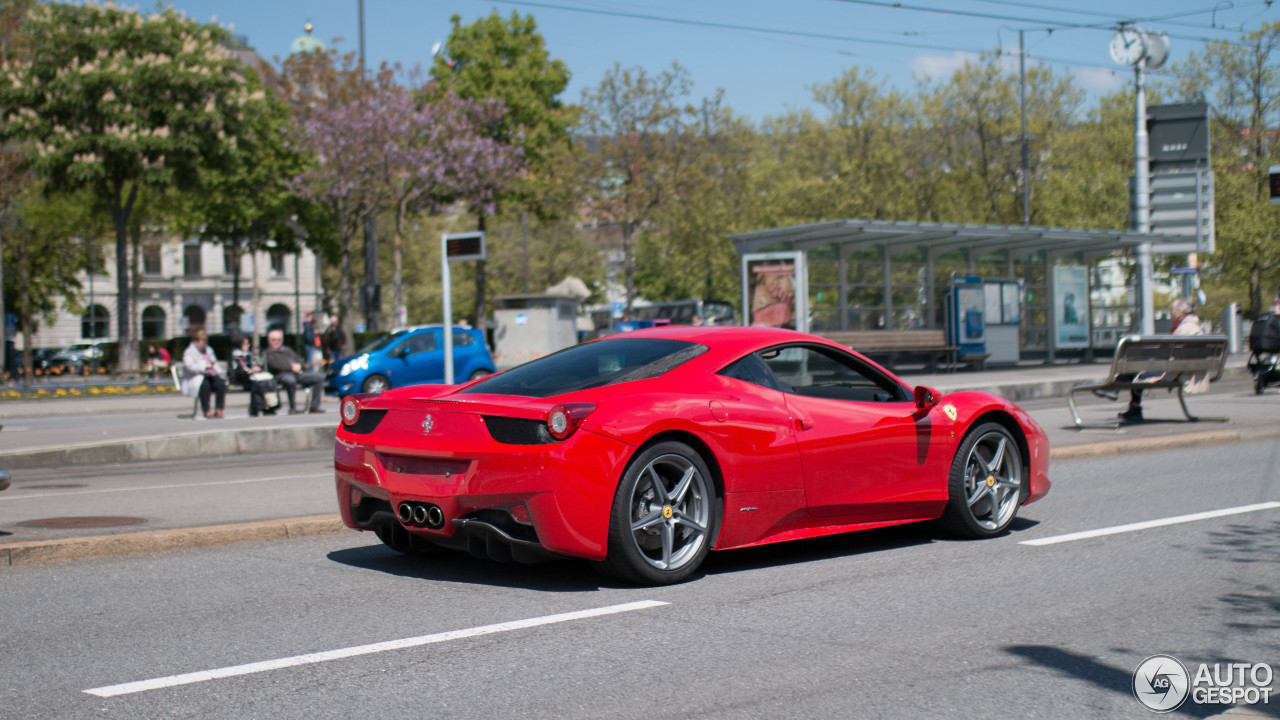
398, 501, 445, 529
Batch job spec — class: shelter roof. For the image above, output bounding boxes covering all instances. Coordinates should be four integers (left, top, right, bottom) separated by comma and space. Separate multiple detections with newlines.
729, 219, 1180, 261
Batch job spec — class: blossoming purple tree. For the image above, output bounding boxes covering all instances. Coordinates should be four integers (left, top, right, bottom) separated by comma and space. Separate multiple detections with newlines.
282, 50, 521, 338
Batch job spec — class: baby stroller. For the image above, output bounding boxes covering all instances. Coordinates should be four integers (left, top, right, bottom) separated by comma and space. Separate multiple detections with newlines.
1247, 313, 1280, 394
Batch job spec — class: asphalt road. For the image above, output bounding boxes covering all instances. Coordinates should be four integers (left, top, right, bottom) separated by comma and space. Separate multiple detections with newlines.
0, 439, 1276, 719
0, 450, 333, 543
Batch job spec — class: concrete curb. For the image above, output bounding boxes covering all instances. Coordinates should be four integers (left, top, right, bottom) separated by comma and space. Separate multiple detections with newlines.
4, 423, 1278, 568
1049, 426, 1280, 460
0, 514, 349, 567
0, 425, 336, 470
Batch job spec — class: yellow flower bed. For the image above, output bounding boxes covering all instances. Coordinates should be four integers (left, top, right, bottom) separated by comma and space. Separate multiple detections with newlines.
0, 385, 177, 400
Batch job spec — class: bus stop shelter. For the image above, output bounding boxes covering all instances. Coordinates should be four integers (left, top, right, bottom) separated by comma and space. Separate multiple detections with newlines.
730, 219, 1188, 361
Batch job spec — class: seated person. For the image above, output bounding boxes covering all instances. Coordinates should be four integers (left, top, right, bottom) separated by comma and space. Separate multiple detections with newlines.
229, 336, 253, 389
1119, 298, 1206, 423
146, 344, 171, 378
264, 329, 326, 414
181, 329, 227, 419
233, 337, 275, 417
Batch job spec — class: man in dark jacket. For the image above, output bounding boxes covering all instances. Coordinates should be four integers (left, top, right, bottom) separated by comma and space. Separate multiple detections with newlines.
302, 310, 322, 371
265, 329, 326, 414
323, 316, 345, 366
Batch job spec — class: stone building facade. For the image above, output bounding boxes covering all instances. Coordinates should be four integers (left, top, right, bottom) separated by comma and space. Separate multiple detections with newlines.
18, 239, 322, 350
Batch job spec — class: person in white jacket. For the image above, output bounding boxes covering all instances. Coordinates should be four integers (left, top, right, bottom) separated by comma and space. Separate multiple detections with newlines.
182, 329, 228, 419
1120, 298, 1205, 422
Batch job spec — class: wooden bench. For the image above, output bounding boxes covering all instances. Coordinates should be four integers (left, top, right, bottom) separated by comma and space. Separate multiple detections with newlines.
1067, 335, 1229, 428
820, 330, 960, 371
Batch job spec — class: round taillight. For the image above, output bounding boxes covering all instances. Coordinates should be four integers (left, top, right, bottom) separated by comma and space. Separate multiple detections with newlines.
545, 402, 596, 441
341, 396, 361, 425
547, 407, 570, 439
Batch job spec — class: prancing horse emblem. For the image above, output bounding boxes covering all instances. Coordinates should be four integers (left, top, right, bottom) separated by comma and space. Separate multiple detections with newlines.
422, 414, 434, 434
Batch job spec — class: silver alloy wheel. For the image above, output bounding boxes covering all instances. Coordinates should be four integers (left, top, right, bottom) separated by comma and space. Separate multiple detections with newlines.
626, 453, 711, 571
362, 375, 390, 394
962, 430, 1023, 531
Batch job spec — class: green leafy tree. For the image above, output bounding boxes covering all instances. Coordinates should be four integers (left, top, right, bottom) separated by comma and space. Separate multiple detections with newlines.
0, 3, 260, 369
1169, 21, 1280, 315
921, 54, 1083, 225
580, 62, 694, 313
0, 0, 35, 376
1, 185, 106, 382
635, 92, 755, 304
1033, 90, 1132, 230
429, 10, 573, 327
187, 70, 319, 342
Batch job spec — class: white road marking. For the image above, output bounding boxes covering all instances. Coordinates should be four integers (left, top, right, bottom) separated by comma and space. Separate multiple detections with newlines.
0, 474, 329, 502
1020, 501, 1280, 546
85, 600, 670, 698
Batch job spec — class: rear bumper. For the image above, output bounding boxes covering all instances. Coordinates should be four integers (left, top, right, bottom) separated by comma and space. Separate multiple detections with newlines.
334, 427, 633, 561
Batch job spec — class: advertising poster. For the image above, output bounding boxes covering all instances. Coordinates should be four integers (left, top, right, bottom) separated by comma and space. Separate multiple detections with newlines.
1001, 282, 1021, 324
741, 252, 807, 333
1052, 266, 1090, 349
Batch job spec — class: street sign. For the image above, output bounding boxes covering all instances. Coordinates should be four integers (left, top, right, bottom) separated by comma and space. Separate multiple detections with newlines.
1131, 169, 1215, 254
440, 231, 485, 384
444, 231, 485, 262
1269, 165, 1280, 206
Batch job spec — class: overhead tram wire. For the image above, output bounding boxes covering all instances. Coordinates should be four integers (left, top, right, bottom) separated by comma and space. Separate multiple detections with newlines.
969, 0, 1262, 32
486, 0, 986, 56
828, 0, 1275, 48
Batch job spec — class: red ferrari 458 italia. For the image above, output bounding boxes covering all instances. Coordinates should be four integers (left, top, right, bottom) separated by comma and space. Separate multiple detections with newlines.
335, 326, 1050, 585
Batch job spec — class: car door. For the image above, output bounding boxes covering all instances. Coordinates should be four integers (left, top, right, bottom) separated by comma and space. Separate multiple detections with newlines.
757, 344, 951, 519
391, 330, 440, 387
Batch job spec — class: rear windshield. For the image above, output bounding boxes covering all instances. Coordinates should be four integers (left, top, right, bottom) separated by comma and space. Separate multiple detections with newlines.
463, 338, 707, 398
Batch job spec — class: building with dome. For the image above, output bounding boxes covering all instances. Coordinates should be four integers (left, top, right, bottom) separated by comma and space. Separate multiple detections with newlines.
290, 22, 326, 56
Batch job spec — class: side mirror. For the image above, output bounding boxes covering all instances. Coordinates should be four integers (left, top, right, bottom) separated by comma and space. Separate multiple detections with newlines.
914, 385, 941, 411
393, 346, 411, 358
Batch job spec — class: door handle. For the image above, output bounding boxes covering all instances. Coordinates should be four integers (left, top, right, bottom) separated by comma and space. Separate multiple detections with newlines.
794, 415, 813, 431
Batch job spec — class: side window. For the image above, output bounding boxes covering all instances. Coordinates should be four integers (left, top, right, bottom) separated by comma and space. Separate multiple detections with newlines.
757, 345, 905, 403
403, 332, 437, 355
452, 331, 474, 347
719, 353, 785, 391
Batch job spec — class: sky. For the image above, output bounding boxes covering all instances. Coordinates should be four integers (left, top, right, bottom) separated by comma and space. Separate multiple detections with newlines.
157, 0, 1278, 121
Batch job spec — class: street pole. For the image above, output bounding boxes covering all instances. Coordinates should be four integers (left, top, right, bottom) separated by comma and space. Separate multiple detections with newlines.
522, 210, 530, 294
441, 234, 453, 385
358, 0, 379, 333
0, 227, 6, 379
1020, 29, 1030, 226
1134, 60, 1155, 334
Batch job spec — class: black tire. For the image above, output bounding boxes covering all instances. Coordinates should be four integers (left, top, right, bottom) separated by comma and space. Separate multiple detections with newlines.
375, 523, 442, 556
941, 422, 1026, 539
1255, 373, 1266, 395
361, 374, 390, 394
596, 441, 719, 585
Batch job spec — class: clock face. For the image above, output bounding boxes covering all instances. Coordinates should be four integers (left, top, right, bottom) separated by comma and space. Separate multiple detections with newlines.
1110, 29, 1146, 65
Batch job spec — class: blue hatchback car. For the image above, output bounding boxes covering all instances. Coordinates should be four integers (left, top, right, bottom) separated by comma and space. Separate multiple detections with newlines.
326, 325, 495, 396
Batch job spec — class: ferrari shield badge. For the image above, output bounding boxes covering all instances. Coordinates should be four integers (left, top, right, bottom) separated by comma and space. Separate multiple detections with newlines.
942, 404, 957, 421
422, 414, 434, 434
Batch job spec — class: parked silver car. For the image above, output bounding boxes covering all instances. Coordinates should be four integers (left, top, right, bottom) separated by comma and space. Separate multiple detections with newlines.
49, 341, 106, 373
